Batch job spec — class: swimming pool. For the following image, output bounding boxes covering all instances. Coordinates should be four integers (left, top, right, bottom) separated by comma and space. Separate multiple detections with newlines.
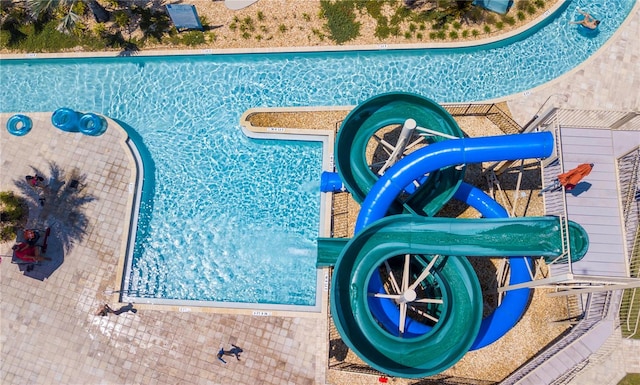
0, 0, 634, 309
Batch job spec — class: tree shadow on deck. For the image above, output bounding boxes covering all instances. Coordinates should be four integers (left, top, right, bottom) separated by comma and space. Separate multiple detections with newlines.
13, 162, 96, 280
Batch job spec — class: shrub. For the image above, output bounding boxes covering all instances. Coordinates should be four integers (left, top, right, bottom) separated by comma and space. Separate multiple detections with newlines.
462, 30, 469, 38
312, 28, 325, 40
503, 16, 516, 26
278, 24, 287, 33
517, 11, 526, 21
416, 32, 423, 40
181, 31, 205, 46
472, 29, 479, 37
452, 21, 462, 30
436, 30, 446, 39
113, 10, 130, 28
257, 11, 265, 21
374, 16, 391, 39
496, 21, 504, 30
483, 25, 491, 33
517, 0, 532, 11
449, 30, 458, 39
0, 191, 26, 242
535, 0, 546, 8
320, 0, 361, 44
404, 31, 412, 39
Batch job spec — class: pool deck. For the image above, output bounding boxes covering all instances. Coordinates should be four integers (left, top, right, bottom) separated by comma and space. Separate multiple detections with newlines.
1, 3, 640, 385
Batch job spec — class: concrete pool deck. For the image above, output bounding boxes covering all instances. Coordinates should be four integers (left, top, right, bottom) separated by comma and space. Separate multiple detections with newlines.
1, 3, 639, 385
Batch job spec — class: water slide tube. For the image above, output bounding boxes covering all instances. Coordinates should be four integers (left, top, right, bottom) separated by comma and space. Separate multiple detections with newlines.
355, 132, 554, 230
330, 132, 590, 377
334, 92, 465, 217
453, 182, 533, 350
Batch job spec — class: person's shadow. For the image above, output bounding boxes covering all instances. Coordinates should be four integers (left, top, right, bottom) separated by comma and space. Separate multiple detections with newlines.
568, 181, 592, 196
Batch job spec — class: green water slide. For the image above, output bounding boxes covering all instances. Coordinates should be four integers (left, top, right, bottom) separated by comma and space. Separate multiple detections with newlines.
319, 215, 589, 266
334, 92, 464, 216
328, 214, 589, 377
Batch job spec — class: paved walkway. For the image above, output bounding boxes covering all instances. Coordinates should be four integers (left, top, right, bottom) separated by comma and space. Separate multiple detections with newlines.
0, 114, 326, 385
1, 3, 638, 385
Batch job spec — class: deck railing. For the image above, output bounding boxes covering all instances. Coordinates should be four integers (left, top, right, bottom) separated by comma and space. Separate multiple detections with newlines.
442, 103, 524, 135
618, 146, 640, 338
556, 109, 640, 130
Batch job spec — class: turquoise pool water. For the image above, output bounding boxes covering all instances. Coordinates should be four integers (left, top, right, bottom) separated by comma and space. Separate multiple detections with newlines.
0, 0, 634, 308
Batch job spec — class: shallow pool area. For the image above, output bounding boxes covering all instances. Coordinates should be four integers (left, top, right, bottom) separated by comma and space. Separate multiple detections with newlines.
0, 0, 634, 309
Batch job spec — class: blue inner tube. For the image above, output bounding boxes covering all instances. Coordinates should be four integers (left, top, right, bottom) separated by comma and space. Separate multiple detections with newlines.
79, 113, 107, 136
51, 108, 81, 132
6, 114, 33, 136
575, 12, 600, 37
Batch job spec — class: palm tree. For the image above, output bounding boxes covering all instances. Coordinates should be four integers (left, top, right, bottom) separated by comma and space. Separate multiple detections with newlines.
15, 162, 96, 253
26, 0, 109, 34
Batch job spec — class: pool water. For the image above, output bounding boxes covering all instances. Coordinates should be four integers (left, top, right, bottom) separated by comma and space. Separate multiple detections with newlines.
0, 0, 634, 308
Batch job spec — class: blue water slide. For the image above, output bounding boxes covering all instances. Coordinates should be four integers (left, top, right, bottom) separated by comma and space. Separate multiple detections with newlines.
354, 132, 553, 346
453, 182, 533, 350
355, 132, 554, 230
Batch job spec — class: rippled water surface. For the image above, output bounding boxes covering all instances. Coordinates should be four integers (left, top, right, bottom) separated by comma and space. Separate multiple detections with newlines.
0, 0, 634, 306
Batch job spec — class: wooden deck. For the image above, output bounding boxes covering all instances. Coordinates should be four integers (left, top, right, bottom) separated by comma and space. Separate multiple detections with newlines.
550, 126, 630, 277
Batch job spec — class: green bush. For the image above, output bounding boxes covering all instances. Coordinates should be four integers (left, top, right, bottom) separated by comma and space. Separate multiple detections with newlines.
462, 30, 469, 38
449, 30, 458, 39
181, 31, 205, 46
374, 16, 391, 39
496, 21, 504, 30
503, 16, 516, 26
517, 0, 532, 11
517, 11, 526, 21
472, 29, 479, 37
535, 0, 546, 9
320, 0, 361, 44
483, 25, 491, 33
0, 191, 26, 242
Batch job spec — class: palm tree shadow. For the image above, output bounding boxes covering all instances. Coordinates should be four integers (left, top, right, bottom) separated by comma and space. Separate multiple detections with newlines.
13, 162, 97, 279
